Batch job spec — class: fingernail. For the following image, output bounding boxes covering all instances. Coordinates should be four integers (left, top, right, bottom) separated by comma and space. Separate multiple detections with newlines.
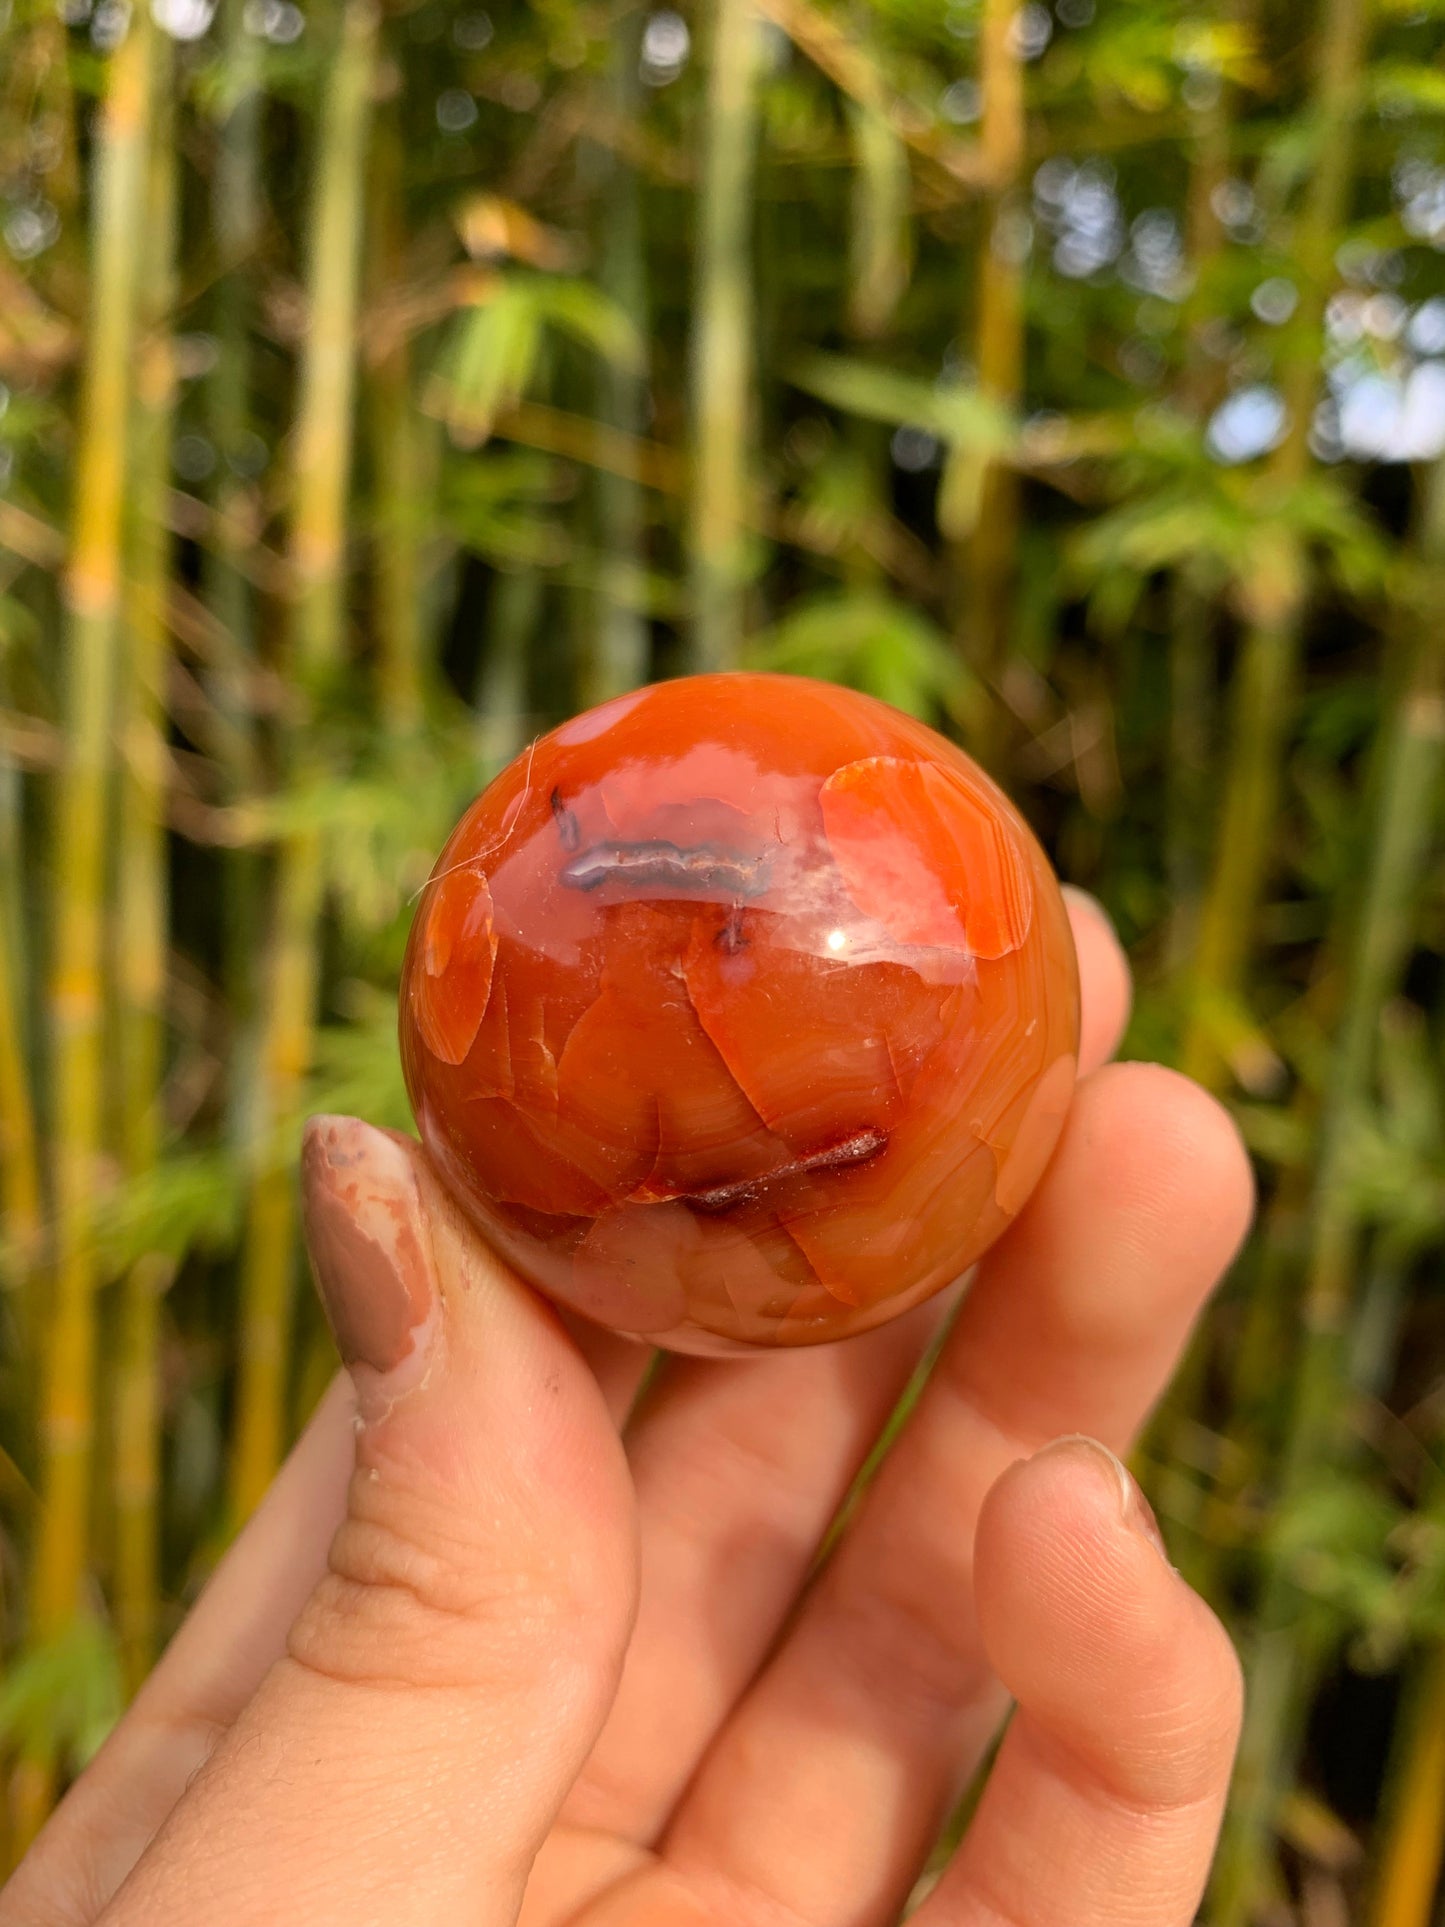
301, 1115, 439, 1388
1034, 1434, 1172, 1568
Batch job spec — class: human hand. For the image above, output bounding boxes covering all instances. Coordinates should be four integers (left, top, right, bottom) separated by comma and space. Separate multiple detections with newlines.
4, 892, 1254, 1927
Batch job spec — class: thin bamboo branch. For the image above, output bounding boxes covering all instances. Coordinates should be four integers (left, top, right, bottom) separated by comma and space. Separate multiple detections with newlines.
753, 0, 986, 192
1181, 0, 1371, 1090
227, 0, 378, 1524
687, 0, 761, 673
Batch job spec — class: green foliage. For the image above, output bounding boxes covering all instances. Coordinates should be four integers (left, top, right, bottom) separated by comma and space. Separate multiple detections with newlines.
426, 273, 645, 448
747, 590, 971, 718
0, 1617, 122, 1771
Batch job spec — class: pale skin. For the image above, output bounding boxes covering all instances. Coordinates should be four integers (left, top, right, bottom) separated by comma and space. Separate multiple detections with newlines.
2, 891, 1254, 1927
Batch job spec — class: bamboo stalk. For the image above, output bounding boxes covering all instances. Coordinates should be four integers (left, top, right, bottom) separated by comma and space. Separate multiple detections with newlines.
113, 38, 178, 1697
228, 834, 325, 1519
1353, 475, 1445, 1927
287, 0, 380, 685
367, 106, 425, 740
206, 0, 267, 1159
0, 800, 42, 1328
20, 0, 154, 1843
580, 10, 650, 707
1165, 17, 1240, 967
687, 0, 761, 673
846, 95, 910, 345
1181, 0, 1371, 1090
476, 568, 542, 777
227, 0, 379, 1524
954, 0, 1025, 761
1209, 452, 1445, 1927
207, 0, 264, 676
1369, 1644, 1445, 1927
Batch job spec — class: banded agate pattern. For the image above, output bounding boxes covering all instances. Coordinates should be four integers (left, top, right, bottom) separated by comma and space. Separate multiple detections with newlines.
400, 674, 1079, 1353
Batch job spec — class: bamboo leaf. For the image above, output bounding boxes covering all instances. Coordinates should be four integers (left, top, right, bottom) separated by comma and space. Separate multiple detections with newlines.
787, 354, 1013, 454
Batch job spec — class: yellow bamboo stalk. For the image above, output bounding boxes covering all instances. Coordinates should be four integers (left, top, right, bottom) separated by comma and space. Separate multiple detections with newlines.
228, 0, 378, 1523
1370, 1648, 1445, 1927
0, 886, 43, 1321
113, 37, 178, 1697
1181, 0, 1371, 1089
687, 0, 761, 673
30, 0, 153, 1643
18, 0, 154, 1849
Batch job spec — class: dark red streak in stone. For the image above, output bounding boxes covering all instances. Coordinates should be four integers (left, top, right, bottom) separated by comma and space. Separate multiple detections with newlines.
681, 1127, 889, 1213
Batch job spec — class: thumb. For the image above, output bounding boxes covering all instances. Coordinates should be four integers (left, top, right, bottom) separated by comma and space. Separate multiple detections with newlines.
104, 1115, 638, 1927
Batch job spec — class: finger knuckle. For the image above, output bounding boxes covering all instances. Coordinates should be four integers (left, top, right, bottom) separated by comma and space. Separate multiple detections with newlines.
286, 1471, 626, 1702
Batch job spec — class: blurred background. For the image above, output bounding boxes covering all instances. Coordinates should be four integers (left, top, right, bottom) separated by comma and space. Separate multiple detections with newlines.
0, 0, 1443, 1917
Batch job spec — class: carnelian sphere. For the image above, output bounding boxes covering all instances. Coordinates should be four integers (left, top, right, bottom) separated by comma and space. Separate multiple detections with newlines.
400, 674, 1079, 1354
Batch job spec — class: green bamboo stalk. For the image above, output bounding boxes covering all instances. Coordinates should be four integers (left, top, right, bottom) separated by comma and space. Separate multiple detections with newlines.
580, 11, 650, 707
366, 110, 425, 740
687, 0, 761, 673
207, 0, 265, 670
846, 96, 909, 344
1350, 479, 1445, 1927
287, 0, 380, 684
229, 834, 326, 1520
20, 0, 154, 1845
206, 0, 267, 1158
1209, 453, 1445, 1927
1165, 15, 1240, 968
1181, 0, 1371, 1090
956, 0, 1025, 760
113, 38, 178, 1697
228, 0, 379, 1524
476, 568, 542, 778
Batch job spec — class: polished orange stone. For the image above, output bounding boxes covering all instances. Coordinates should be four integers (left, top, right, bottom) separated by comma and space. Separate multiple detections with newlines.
400, 674, 1080, 1353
